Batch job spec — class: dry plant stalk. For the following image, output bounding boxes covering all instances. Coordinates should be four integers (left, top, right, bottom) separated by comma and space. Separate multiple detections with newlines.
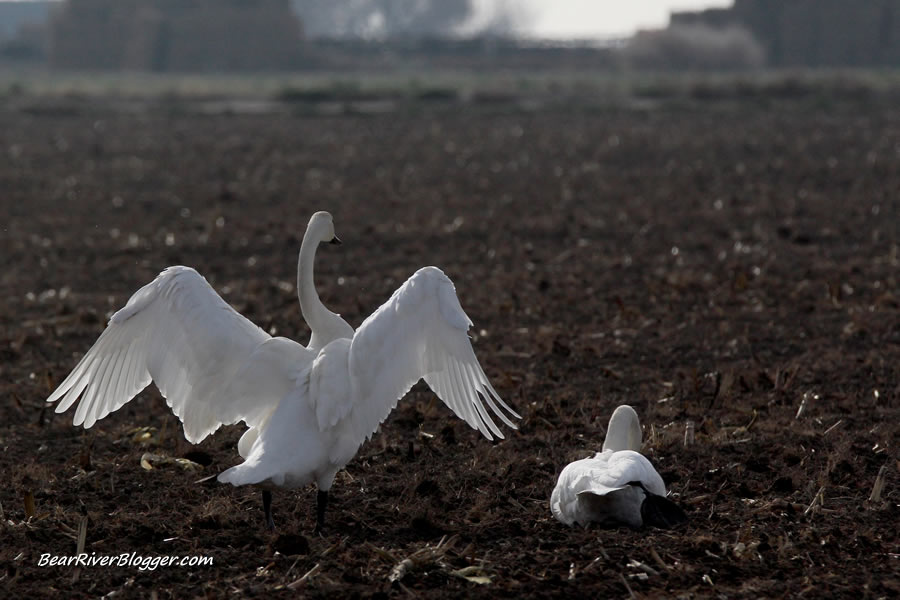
795, 396, 808, 419
287, 563, 320, 590
684, 421, 695, 447
76, 516, 88, 554
627, 559, 660, 577
868, 465, 887, 503
451, 565, 492, 585
649, 546, 670, 573
23, 491, 35, 519
796, 391, 818, 419
366, 543, 398, 563
140, 453, 202, 471
804, 486, 825, 515
742, 410, 758, 432
822, 419, 843, 436
388, 535, 456, 583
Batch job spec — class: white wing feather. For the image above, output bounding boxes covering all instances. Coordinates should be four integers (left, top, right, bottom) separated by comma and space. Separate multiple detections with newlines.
339, 266, 519, 442
46, 266, 300, 443
568, 451, 667, 497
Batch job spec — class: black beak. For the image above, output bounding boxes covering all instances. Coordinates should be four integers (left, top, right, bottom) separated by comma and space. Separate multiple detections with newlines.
629, 481, 688, 529
329, 235, 342, 245
640, 494, 688, 528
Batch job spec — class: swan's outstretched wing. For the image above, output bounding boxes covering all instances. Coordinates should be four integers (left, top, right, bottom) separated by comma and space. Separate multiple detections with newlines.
328, 266, 519, 441
46, 266, 307, 443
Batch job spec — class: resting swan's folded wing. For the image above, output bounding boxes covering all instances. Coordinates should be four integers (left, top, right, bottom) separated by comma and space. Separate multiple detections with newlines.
46, 266, 296, 443
339, 266, 519, 440
568, 451, 667, 498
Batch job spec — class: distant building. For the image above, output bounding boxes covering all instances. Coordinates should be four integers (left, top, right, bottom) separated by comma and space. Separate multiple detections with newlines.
0, 1, 53, 62
672, 0, 900, 67
0, 0, 52, 40
48, 0, 304, 71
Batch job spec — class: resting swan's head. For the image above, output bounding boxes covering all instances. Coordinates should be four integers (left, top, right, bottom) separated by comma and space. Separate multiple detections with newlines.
307, 211, 342, 246
602, 405, 643, 453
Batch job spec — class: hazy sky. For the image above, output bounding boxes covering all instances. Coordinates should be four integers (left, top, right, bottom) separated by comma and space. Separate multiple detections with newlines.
6, 0, 735, 40
519, 0, 734, 38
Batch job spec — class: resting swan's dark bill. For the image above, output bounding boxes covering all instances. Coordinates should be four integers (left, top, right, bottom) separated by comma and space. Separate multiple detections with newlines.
46, 212, 519, 533
550, 405, 686, 529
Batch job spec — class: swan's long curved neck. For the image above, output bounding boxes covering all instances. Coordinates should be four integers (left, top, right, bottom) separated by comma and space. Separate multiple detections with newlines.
297, 234, 331, 337
602, 406, 643, 452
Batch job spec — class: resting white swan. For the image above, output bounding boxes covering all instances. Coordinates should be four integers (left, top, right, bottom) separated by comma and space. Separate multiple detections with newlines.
46, 216, 518, 533
550, 405, 686, 529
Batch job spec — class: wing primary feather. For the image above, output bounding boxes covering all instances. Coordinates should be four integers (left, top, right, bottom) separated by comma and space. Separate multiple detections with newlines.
71, 350, 110, 425
72, 349, 114, 427
475, 364, 520, 420
76, 324, 131, 423
424, 345, 448, 398
446, 356, 482, 436
461, 362, 504, 438
46, 357, 83, 405
122, 343, 148, 405
426, 368, 444, 397
98, 342, 132, 427
451, 357, 496, 439
50, 335, 105, 410
154, 329, 181, 399
463, 362, 519, 428
458, 358, 503, 439
85, 344, 126, 428
46, 327, 108, 405
443, 356, 467, 420
118, 340, 140, 403
55, 369, 90, 414
53, 364, 87, 413
451, 358, 492, 440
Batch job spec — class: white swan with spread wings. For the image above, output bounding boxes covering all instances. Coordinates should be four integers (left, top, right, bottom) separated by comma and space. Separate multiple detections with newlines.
46, 212, 518, 532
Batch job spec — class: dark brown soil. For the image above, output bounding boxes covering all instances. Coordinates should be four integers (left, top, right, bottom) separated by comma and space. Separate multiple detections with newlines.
1, 93, 898, 598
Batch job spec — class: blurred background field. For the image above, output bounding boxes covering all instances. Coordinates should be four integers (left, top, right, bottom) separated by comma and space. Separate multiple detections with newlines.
8, 67, 900, 104
5, 0, 900, 108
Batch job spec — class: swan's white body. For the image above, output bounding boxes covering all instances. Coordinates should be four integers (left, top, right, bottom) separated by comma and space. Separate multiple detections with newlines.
219, 265, 518, 491
46, 214, 518, 504
550, 405, 666, 528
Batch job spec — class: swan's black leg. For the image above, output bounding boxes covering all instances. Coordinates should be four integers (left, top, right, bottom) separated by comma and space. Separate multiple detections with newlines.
314, 490, 329, 534
262, 490, 275, 532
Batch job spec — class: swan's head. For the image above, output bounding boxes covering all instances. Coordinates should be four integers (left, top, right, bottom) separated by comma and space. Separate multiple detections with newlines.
602, 405, 643, 453
307, 211, 342, 245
